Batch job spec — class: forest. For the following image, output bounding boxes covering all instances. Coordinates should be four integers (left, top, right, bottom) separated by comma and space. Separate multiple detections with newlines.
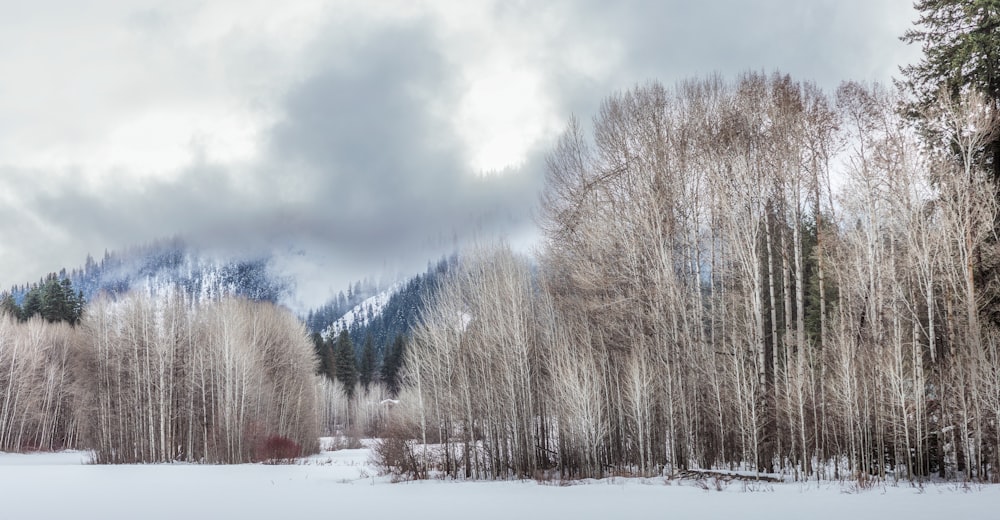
1, 0, 999, 487
391, 73, 1000, 482
0, 292, 320, 463
379, 3, 1000, 482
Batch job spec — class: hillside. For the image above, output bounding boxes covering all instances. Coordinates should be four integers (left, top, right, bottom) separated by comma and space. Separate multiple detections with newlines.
322, 255, 456, 354
6, 238, 291, 306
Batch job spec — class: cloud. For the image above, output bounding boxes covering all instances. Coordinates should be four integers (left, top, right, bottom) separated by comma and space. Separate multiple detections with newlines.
0, 0, 920, 308
0, 12, 546, 308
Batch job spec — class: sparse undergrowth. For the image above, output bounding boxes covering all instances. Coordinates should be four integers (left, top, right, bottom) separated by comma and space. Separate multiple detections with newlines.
256, 435, 303, 464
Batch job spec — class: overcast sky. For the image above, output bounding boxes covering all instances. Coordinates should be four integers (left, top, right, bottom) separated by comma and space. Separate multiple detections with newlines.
0, 0, 920, 309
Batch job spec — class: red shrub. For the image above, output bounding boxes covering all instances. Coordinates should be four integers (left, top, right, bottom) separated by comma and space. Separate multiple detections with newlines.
256, 435, 302, 464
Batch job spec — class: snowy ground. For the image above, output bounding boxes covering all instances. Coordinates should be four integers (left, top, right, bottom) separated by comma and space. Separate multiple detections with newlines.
1, 441, 997, 520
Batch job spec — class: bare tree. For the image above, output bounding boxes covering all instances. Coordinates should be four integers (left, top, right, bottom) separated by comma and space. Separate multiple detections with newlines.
80, 293, 319, 464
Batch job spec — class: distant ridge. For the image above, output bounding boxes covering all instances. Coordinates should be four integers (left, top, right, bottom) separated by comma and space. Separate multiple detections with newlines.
7, 237, 291, 306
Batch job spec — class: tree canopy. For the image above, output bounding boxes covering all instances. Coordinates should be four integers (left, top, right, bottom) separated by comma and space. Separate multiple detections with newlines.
2, 275, 84, 324
900, 0, 1000, 181
333, 330, 358, 397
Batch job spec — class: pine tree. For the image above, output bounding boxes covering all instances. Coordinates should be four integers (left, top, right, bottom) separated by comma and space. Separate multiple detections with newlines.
13, 276, 82, 324
323, 336, 337, 381
74, 289, 85, 323
59, 278, 76, 323
381, 334, 406, 395
40, 275, 65, 322
21, 285, 42, 320
0, 292, 19, 319
333, 330, 357, 397
359, 334, 376, 391
900, 0, 1000, 185
311, 332, 330, 376
901, 0, 1000, 329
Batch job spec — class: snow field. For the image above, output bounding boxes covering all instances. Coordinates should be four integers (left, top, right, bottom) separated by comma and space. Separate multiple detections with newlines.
0, 440, 997, 520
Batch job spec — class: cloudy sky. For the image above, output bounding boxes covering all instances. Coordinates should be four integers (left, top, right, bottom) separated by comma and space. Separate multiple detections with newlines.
0, 0, 919, 309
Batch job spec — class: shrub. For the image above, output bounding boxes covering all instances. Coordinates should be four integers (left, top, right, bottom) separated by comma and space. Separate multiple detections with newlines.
371, 416, 426, 480
256, 435, 302, 464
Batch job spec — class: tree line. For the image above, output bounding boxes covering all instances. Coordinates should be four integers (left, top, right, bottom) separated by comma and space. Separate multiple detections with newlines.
0, 292, 321, 463
1, 274, 84, 325
309, 256, 455, 400
389, 3, 1000, 482
395, 71, 1000, 482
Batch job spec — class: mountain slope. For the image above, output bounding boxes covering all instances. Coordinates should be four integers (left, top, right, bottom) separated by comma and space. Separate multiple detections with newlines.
7, 238, 291, 306
321, 254, 456, 355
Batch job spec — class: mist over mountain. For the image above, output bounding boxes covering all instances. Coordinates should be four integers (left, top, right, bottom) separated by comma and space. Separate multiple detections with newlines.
4, 237, 447, 353
7, 238, 291, 306
320, 254, 456, 348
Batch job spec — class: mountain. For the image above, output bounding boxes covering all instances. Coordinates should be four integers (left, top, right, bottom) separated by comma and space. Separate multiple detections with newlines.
320, 254, 456, 356
304, 278, 385, 334
7, 238, 291, 306
5, 236, 456, 369
324, 282, 403, 339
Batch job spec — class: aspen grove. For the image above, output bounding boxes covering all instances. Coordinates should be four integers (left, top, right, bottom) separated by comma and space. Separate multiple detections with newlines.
0, 293, 322, 463
399, 73, 1000, 482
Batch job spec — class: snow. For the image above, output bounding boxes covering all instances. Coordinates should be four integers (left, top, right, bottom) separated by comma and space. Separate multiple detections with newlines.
324, 283, 401, 339
460, 311, 472, 330
1, 442, 998, 519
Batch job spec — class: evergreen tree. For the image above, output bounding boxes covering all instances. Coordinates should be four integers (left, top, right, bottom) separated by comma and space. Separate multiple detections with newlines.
323, 336, 337, 381
900, 0, 1000, 185
0, 292, 19, 319
333, 330, 357, 397
381, 334, 407, 395
13, 276, 84, 324
74, 289, 85, 323
311, 332, 331, 377
21, 285, 42, 320
60, 278, 77, 323
359, 334, 376, 391
40, 275, 65, 322
901, 1, 1000, 328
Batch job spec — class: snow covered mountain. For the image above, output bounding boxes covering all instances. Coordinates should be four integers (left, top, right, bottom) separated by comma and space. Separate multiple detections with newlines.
312, 254, 456, 354
6, 237, 457, 362
322, 283, 402, 340
8, 238, 291, 306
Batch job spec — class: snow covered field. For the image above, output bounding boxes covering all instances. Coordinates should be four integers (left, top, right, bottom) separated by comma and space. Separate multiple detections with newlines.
1, 440, 997, 520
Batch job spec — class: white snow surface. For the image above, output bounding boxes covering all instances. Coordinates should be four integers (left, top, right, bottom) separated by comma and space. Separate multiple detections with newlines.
324, 283, 401, 339
1, 442, 998, 520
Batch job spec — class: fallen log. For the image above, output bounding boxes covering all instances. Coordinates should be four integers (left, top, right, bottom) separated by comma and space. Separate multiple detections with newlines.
675, 469, 783, 483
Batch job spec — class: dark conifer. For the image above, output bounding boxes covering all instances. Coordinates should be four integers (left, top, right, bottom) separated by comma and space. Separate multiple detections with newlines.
359, 334, 376, 391
900, 0, 1000, 186
333, 330, 357, 397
